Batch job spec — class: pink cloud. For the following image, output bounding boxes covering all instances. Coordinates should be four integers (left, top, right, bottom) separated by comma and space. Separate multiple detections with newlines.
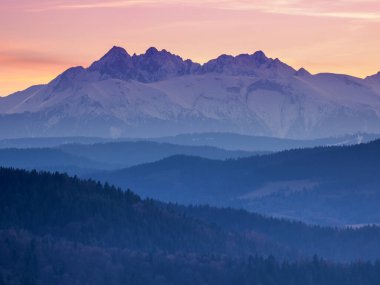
23, 0, 380, 21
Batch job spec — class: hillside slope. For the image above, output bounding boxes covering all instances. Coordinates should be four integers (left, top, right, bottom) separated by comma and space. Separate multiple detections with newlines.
92, 139, 380, 225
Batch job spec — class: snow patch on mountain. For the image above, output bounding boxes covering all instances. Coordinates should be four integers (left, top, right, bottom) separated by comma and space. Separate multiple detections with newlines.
1, 46, 380, 139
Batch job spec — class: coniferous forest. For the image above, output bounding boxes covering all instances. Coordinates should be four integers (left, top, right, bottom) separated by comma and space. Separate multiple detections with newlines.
1, 167, 380, 284
3, 1, 380, 283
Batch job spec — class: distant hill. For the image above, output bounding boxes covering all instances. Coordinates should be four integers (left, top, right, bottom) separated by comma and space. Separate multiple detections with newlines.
0, 141, 257, 174
0, 148, 105, 175
58, 141, 256, 168
2, 132, 378, 152
0, 136, 110, 149
91, 139, 380, 225
151, 132, 380, 151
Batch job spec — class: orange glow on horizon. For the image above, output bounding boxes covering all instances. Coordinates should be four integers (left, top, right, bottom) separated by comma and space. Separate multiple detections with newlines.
1, 0, 380, 96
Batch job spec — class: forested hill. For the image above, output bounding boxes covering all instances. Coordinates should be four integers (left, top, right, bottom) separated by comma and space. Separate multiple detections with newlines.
0, 167, 258, 255
92, 139, 380, 225
2, 167, 380, 260
1, 167, 380, 284
171, 204, 380, 261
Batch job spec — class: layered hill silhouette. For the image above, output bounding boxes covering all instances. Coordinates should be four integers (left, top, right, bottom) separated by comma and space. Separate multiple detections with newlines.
92, 139, 380, 226
0, 141, 257, 174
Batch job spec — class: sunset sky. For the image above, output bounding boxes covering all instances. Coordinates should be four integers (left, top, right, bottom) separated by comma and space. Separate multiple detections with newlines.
1, 0, 380, 96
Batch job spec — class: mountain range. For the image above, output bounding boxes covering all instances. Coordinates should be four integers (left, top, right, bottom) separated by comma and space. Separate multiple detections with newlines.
1, 46, 380, 139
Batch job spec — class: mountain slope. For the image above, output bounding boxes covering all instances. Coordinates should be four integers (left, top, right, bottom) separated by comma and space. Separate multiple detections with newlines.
1, 46, 380, 139
91, 139, 380, 225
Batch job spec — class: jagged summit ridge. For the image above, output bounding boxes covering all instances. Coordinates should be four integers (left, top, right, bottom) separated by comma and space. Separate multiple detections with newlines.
1, 45, 380, 139
83, 46, 296, 82
87, 46, 200, 82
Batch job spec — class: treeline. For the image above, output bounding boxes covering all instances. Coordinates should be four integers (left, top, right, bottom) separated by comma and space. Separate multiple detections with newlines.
1, 230, 380, 285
